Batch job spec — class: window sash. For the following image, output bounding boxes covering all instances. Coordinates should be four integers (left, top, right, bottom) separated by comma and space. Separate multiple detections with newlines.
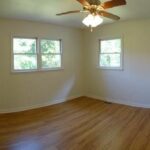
13, 54, 38, 70
41, 53, 61, 56
40, 52, 61, 55
100, 38, 122, 53
39, 39, 62, 70
13, 52, 37, 55
40, 39, 62, 54
41, 54, 62, 69
13, 38, 37, 54
100, 54, 121, 67
100, 52, 121, 54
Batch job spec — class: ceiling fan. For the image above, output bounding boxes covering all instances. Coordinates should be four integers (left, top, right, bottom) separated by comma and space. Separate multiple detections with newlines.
56, 0, 126, 30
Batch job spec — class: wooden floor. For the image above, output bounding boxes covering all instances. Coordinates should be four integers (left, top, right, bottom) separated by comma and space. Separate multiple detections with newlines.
0, 97, 150, 150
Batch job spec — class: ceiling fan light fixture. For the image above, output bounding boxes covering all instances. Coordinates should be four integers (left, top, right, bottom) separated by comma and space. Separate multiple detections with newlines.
82, 14, 103, 27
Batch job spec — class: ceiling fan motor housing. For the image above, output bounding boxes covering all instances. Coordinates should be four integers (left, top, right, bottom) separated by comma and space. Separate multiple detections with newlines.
87, 0, 101, 5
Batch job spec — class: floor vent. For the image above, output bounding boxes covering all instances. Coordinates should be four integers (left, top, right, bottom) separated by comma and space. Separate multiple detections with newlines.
104, 101, 112, 104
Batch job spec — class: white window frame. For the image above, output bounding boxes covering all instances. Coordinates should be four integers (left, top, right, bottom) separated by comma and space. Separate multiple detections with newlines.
99, 37, 123, 70
11, 36, 63, 73
39, 38, 63, 71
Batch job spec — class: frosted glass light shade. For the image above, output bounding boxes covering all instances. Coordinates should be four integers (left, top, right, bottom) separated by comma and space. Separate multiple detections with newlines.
82, 14, 103, 27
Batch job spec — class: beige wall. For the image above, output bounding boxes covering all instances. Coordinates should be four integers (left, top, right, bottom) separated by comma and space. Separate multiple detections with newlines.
1, 18, 150, 112
83, 19, 150, 107
0, 19, 84, 112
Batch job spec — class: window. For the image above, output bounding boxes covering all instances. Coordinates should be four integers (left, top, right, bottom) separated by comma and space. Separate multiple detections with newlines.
12, 37, 62, 72
99, 38, 123, 69
13, 38, 37, 70
40, 40, 61, 69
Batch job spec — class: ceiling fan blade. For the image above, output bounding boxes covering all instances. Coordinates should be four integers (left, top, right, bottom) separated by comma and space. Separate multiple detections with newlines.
56, 10, 83, 16
101, 0, 126, 9
99, 11, 120, 20
76, 0, 90, 6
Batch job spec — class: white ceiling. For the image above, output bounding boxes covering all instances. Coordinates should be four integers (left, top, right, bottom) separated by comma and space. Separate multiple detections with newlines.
0, 0, 150, 28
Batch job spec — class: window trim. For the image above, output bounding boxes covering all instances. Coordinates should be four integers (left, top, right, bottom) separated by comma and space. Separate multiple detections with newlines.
11, 36, 63, 73
98, 37, 123, 70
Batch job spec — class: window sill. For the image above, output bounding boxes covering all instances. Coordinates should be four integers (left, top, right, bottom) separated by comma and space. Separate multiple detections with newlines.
96, 66, 123, 71
11, 67, 64, 73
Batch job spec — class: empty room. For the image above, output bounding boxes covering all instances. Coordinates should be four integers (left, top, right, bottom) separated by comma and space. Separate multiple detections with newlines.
0, 0, 150, 149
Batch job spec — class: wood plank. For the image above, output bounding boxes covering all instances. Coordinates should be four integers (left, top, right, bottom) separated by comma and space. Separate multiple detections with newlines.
0, 97, 150, 150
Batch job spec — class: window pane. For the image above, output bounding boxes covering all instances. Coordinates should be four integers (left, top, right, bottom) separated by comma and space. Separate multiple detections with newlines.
101, 39, 121, 53
42, 54, 61, 69
14, 55, 37, 70
100, 54, 121, 67
40, 40, 61, 54
13, 38, 36, 54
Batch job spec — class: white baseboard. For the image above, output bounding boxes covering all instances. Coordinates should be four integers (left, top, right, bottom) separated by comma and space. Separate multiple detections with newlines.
1, 94, 149, 113
86, 94, 150, 108
0, 94, 83, 114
